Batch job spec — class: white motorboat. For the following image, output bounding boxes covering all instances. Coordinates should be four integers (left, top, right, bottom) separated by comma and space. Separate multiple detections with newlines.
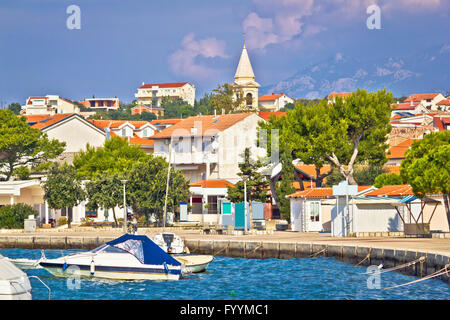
6, 257, 43, 270
153, 232, 186, 254
39, 234, 182, 281
0, 254, 32, 300
153, 232, 214, 273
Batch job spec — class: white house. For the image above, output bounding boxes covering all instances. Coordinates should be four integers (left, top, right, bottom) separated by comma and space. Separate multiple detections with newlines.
188, 179, 234, 224
258, 92, 294, 111
151, 112, 266, 183
404, 93, 446, 111
21, 95, 79, 115
135, 82, 195, 107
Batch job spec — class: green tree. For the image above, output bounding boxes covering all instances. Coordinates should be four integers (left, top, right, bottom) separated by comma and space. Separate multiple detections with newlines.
327, 89, 393, 184
374, 172, 404, 188
210, 83, 247, 114
0, 204, 38, 229
160, 97, 191, 119
8, 103, 22, 115
0, 110, 66, 181
42, 163, 86, 228
276, 149, 296, 221
73, 137, 148, 179
126, 155, 190, 222
227, 148, 268, 225
353, 165, 387, 186
85, 173, 124, 227
400, 131, 450, 224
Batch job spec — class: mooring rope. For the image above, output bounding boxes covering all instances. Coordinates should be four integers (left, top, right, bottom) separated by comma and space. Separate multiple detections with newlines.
384, 263, 450, 290
359, 256, 426, 275
310, 247, 327, 258
355, 248, 372, 267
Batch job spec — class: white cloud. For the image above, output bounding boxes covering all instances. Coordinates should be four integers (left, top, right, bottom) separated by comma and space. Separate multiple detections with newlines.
335, 52, 343, 62
168, 33, 228, 79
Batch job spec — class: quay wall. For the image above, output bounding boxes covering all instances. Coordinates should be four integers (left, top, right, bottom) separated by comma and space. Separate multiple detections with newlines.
0, 235, 449, 284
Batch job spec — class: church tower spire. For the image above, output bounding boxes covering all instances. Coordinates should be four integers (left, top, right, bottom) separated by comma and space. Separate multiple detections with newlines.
234, 42, 255, 82
232, 41, 260, 110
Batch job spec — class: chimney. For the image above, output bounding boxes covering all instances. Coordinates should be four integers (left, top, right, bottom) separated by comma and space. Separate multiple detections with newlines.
214, 109, 217, 117
410, 100, 414, 107
272, 92, 275, 95
142, 82, 145, 86
222, 108, 225, 115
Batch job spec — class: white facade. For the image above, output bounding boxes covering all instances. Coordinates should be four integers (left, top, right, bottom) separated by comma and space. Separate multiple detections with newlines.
152, 113, 266, 183
258, 93, 294, 111
135, 82, 195, 106
21, 95, 79, 115
42, 115, 106, 154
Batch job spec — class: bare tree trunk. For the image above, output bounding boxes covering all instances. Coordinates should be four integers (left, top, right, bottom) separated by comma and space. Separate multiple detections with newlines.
444, 192, 450, 230
112, 207, 118, 228
293, 169, 305, 190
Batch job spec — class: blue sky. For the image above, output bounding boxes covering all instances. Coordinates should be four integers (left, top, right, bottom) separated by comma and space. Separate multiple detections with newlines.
0, 0, 449, 105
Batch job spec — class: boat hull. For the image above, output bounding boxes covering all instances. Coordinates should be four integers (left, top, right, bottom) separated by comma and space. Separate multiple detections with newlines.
174, 255, 214, 273
39, 262, 181, 281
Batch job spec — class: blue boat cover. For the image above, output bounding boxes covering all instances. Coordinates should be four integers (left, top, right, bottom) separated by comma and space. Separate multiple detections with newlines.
106, 234, 181, 266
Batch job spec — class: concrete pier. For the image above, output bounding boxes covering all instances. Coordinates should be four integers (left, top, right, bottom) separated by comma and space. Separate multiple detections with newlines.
0, 232, 449, 284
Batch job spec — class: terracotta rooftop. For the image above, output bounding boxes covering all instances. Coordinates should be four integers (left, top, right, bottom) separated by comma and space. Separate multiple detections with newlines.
365, 185, 413, 197
437, 98, 450, 105
257, 111, 287, 121
328, 92, 353, 99
190, 179, 234, 188
387, 139, 415, 159
287, 186, 372, 199
26, 114, 74, 129
139, 82, 188, 89
88, 120, 151, 130
258, 93, 284, 102
150, 113, 255, 139
405, 94, 440, 102
394, 102, 420, 110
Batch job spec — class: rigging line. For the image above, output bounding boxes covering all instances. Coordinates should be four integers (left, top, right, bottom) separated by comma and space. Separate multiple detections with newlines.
359, 256, 426, 275
355, 248, 372, 267
384, 264, 450, 290
310, 247, 327, 258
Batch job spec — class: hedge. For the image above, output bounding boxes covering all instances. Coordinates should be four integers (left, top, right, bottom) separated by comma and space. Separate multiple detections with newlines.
0, 203, 38, 229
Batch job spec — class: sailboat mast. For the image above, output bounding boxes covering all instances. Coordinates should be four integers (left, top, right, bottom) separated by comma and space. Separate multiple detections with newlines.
162, 140, 172, 228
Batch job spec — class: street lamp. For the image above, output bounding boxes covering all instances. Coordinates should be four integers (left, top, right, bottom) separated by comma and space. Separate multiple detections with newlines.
242, 175, 249, 233
121, 179, 128, 233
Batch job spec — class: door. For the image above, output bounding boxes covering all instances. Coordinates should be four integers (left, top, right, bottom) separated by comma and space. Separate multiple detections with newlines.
307, 201, 322, 232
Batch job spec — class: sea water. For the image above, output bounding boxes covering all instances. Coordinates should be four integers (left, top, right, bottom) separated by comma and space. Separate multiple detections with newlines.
1, 248, 449, 300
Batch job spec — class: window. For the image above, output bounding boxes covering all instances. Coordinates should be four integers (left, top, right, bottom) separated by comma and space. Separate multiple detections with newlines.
122, 128, 126, 137
202, 139, 211, 152
207, 196, 218, 214
142, 128, 147, 137
309, 201, 320, 222
246, 93, 253, 107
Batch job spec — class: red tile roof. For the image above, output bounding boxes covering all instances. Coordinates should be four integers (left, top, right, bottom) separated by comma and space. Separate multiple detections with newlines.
287, 186, 372, 199
190, 179, 234, 188
28, 114, 74, 129
394, 102, 419, 110
437, 98, 450, 105
139, 82, 188, 89
88, 120, 151, 130
151, 113, 254, 139
328, 92, 353, 99
258, 93, 283, 101
405, 93, 439, 102
433, 116, 450, 131
365, 185, 413, 197
128, 134, 154, 146
26, 97, 48, 105
150, 118, 183, 125
257, 111, 286, 121
387, 139, 415, 159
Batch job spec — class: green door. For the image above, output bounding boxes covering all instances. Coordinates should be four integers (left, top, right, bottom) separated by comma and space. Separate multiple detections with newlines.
235, 202, 247, 230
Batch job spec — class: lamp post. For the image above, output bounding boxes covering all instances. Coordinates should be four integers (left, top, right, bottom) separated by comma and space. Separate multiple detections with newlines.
121, 179, 128, 233
242, 175, 249, 233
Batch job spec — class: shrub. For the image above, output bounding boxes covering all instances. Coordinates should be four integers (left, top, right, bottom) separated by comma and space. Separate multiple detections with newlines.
0, 204, 38, 229
57, 217, 68, 226
80, 217, 94, 226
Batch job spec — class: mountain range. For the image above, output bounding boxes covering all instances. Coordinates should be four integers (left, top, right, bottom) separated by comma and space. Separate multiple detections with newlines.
262, 43, 450, 99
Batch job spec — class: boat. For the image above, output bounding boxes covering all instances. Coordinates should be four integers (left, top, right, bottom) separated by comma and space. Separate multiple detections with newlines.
153, 232, 214, 273
6, 255, 43, 270
0, 254, 32, 300
39, 234, 182, 281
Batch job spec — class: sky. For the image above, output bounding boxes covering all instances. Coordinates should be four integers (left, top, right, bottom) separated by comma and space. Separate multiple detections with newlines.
0, 0, 449, 106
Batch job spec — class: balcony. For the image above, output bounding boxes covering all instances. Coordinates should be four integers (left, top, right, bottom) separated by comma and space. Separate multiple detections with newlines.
155, 150, 218, 165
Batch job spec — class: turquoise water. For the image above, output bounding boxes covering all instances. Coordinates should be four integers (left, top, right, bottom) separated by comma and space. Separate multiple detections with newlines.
1, 248, 449, 300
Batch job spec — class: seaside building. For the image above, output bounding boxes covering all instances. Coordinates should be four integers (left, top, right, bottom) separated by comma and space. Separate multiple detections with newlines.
150, 112, 266, 183
231, 43, 260, 110
134, 82, 195, 107
258, 92, 294, 111
131, 105, 164, 118
404, 93, 446, 111
21, 95, 79, 115
78, 98, 120, 111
